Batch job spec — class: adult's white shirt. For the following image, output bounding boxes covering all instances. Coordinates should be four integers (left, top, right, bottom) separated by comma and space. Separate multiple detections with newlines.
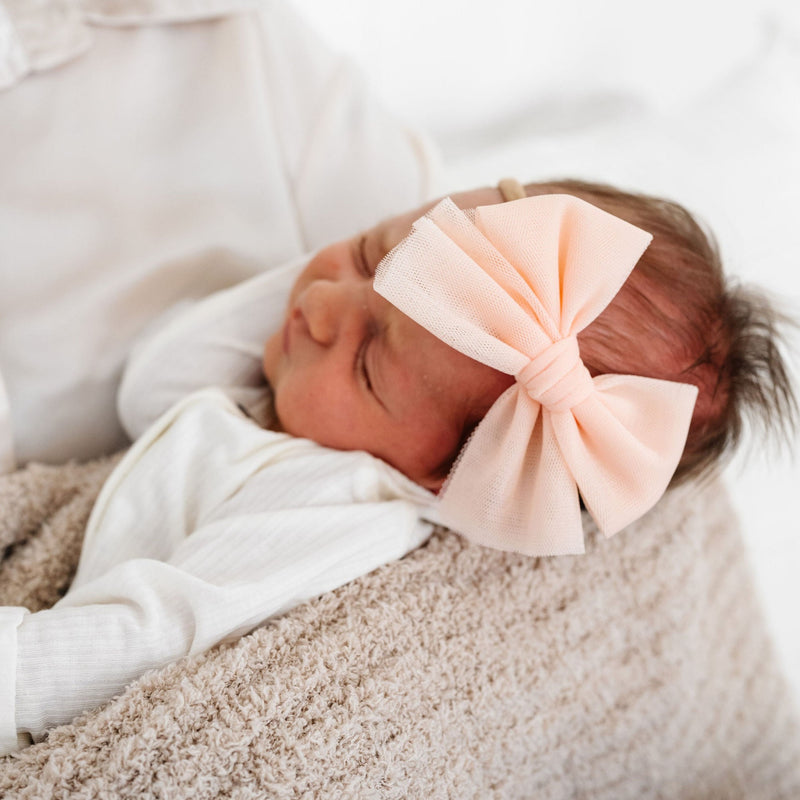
0, 0, 438, 472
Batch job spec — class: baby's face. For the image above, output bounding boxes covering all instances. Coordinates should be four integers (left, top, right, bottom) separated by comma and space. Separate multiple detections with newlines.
262, 188, 514, 489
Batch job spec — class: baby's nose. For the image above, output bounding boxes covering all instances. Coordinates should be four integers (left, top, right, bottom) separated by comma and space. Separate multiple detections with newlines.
301, 280, 367, 346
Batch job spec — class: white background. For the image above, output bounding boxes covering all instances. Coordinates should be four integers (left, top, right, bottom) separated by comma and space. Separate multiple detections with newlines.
289, 0, 800, 698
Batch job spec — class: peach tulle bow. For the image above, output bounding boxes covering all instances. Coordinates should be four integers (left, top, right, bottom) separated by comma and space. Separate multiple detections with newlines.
374, 195, 698, 556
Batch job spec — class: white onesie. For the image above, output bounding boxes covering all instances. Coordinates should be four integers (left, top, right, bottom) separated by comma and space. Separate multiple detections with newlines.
0, 256, 436, 755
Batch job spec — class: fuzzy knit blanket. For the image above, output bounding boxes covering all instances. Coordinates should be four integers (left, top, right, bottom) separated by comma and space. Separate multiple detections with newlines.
1, 455, 799, 799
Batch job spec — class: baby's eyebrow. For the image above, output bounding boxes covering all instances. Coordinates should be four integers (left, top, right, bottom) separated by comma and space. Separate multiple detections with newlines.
375, 224, 400, 259
359, 230, 384, 274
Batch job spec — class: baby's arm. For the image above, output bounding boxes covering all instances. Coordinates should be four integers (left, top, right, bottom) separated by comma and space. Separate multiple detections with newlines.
117, 254, 307, 439
6, 511, 408, 749
0, 391, 430, 753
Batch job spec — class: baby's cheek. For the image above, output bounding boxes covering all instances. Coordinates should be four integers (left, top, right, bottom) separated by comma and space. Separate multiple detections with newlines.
271, 383, 310, 440
261, 332, 282, 384
277, 381, 377, 454
272, 377, 330, 442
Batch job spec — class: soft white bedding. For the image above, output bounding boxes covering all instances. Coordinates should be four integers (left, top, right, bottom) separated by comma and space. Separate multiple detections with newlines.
289, 0, 800, 695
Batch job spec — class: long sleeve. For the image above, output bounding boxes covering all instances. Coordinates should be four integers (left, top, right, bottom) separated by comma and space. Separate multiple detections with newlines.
0, 607, 27, 753
3, 390, 433, 751
117, 255, 307, 439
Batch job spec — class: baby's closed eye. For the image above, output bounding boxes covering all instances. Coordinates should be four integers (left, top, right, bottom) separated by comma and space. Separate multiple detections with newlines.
357, 235, 374, 277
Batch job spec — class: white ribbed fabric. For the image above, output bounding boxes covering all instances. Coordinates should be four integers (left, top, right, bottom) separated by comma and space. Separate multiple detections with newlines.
375, 196, 698, 556
0, 390, 432, 752
0, 607, 26, 753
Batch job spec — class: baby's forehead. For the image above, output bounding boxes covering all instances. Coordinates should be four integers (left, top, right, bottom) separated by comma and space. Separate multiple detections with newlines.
370, 187, 504, 257
369, 212, 419, 258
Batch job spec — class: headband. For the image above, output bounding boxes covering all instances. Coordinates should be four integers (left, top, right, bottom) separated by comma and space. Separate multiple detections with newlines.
373, 191, 698, 556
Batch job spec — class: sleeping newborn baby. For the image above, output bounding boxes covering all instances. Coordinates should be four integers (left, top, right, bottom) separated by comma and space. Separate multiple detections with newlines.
1, 178, 795, 753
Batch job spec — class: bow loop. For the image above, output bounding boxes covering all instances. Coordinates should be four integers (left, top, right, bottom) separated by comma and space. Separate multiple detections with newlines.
374, 193, 697, 556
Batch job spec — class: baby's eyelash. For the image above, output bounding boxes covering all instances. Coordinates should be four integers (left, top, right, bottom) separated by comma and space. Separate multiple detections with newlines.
355, 336, 373, 392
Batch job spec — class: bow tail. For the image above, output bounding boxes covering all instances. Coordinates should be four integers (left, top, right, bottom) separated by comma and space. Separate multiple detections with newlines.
438, 389, 586, 556
556, 374, 699, 537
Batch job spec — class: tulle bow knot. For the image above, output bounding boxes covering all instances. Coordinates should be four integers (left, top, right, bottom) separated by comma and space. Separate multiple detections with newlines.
374, 194, 698, 556
516, 336, 594, 413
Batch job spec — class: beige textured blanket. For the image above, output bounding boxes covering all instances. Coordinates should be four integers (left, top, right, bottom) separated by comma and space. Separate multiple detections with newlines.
1, 455, 799, 799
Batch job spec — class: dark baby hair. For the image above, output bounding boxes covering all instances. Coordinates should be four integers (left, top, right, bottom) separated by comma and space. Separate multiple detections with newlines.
525, 178, 798, 483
